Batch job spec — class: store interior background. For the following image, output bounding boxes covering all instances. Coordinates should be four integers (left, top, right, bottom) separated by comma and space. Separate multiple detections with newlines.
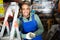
0, 0, 60, 40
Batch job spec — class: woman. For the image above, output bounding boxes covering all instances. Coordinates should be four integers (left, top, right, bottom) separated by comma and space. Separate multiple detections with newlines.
18, 2, 44, 40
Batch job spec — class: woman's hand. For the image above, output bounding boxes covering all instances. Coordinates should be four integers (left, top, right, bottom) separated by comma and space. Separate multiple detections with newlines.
26, 32, 36, 39
29, 32, 36, 38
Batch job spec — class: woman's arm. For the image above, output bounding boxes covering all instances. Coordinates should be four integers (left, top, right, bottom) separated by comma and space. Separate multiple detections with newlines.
34, 14, 44, 36
17, 18, 30, 39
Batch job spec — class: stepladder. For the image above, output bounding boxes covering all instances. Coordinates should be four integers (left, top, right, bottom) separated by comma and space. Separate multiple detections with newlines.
0, 2, 21, 40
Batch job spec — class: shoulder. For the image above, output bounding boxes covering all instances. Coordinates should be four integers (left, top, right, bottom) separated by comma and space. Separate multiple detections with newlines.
34, 14, 39, 19
33, 14, 42, 22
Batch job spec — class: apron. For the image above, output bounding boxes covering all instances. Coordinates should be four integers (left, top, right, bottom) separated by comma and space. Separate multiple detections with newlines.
21, 14, 42, 40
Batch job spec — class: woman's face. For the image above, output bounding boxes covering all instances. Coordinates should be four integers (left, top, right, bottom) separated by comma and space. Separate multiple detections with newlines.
21, 4, 30, 17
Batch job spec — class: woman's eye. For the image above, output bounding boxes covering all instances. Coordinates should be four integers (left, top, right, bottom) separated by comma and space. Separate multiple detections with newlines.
27, 8, 30, 10
22, 9, 25, 10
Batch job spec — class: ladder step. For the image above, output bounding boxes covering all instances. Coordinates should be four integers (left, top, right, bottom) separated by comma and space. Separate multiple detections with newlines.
1, 36, 18, 40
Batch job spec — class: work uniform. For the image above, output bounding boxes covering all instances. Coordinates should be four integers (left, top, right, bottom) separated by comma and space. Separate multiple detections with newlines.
18, 13, 44, 40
